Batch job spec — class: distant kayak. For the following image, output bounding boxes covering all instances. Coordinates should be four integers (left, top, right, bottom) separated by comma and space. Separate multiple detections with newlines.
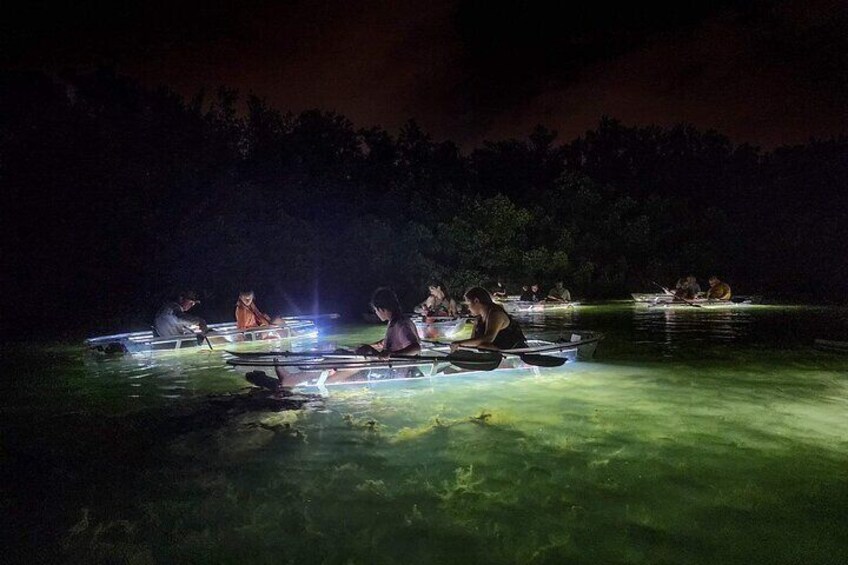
632, 294, 763, 308
500, 300, 580, 314
643, 299, 760, 310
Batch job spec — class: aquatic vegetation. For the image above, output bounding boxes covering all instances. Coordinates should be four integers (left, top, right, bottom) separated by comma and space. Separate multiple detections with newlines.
437, 465, 487, 502
4, 306, 848, 563
355, 479, 390, 497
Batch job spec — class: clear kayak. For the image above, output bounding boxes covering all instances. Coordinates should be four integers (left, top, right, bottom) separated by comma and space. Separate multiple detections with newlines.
641, 298, 761, 309
86, 318, 322, 354
499, 301, 579, 313
412, 316, 474, 339
226, 332, 602, 390
631, 292, 675, 303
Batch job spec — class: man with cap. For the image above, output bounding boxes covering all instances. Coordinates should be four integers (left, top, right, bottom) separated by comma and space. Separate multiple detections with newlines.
154, 290, 209, 337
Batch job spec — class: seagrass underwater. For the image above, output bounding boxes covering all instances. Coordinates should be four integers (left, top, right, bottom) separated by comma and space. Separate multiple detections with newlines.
2, 303, 847, 563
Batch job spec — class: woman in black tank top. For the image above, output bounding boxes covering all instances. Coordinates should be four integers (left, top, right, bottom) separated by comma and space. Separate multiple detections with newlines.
451, 286, 527, 351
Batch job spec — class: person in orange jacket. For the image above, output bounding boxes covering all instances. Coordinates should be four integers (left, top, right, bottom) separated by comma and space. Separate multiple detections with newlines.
235, 290, 276, 329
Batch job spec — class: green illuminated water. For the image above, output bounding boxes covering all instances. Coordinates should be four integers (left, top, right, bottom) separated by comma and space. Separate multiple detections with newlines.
2, 303, 847, 563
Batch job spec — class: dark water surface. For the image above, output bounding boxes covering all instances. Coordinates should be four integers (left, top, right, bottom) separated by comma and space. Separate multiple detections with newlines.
2, 303, 847, 564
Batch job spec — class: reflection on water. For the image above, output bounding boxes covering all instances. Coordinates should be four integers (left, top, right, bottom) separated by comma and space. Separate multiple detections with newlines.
2, 304, 848, 564
632, 307, 755, 354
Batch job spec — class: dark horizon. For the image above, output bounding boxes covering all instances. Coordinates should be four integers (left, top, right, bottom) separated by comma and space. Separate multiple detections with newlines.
3, 0, 847, 150
2, 67, 847, 342
2, 1, 848, 341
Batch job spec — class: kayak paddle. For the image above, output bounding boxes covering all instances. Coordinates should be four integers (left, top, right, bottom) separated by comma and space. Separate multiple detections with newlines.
226, 349, 503, 372
422, 339, 567, 368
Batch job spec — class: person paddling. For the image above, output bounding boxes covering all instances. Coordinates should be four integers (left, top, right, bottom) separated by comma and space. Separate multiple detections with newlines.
674, 275, 701, 300
358, 287, 422, 357
418, 281, 458, 318
153, 290, 208, 337
451, 287, 527, 352
706, 276, 732, 300
546, 281, 571, 302
235, 290, 281, 329
490, 280, 508, 299
272, 287, 420, 387
520, 284, 542, 302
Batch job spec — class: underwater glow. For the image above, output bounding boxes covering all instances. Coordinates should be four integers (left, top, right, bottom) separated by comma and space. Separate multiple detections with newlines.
2, 304, 847, 563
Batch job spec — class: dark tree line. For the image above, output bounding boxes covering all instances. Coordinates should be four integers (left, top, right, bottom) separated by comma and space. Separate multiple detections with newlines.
2, 69, 846, 338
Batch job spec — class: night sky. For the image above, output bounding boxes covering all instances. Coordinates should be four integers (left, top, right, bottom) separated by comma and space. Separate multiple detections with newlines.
4, 0, 847, 148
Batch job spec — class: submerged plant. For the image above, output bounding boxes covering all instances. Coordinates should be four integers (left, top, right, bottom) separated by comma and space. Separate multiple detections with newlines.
470, 411, 492, 425
437, 465, 485, 502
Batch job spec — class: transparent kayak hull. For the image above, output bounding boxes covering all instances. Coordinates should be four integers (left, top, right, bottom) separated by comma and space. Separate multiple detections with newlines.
227, 332, 603, 390
86, 320, 318, 354
631, 293, 675, 303
500, 301, 579, 313
413, 316, 473, 339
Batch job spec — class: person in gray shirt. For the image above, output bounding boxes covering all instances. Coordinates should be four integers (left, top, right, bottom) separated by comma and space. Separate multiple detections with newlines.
357, 287, 421, 356
154, 290, 208, 337
546, 281, 571, 302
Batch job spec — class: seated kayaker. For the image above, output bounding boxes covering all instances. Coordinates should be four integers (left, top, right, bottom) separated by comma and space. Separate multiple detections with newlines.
530, 284, 543, 301
418, 281, 458, 318
674, 275, 701, 300
520, 284, 542, 302
706, 276, 732, 300
490, 281, 508, 299
271, 288, 421, 388
546, 281, 571, 302
154, 290, 208, 337
519, 285, 531, 301
235, 290, 279, 329
359, 287, 422, 357
451, 286, 527, 352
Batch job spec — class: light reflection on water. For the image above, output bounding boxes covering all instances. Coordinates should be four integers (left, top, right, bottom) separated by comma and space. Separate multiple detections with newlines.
3, 303, 848, 563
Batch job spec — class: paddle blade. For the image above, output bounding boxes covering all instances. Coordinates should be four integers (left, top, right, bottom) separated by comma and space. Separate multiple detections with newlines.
445, 350, 503, 371
518, 353, 567, 367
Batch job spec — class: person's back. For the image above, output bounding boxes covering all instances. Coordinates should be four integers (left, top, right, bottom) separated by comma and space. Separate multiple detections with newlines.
548, 283, 571, 302
676, 276, 700, 300
470, 303, 527, 349
154, 292, 206, 337
155, 301, 192, 336
384, 313, 421, 352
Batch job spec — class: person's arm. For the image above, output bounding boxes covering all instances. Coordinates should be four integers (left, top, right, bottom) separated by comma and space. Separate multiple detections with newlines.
235, 305, 248, 329
356, 339, 384, 355
451, 310, 508, 351
252, 304, 272, 326
176, 311, 208, 333
375, 319, 421, 357
389, 341, 421, 356
546, 291, 563, 302
417, 296, 434, 315
448, 299, 458, 317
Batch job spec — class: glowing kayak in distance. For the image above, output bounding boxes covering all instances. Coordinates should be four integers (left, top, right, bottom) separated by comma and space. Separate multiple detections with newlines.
641, 298, 762, 309
499, 301, 580, 313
